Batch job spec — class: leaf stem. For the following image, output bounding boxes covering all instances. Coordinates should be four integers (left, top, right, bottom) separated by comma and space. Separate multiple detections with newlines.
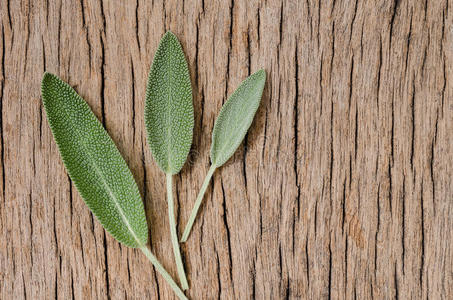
166, 173, 189, 290
180, 165, 217, 242
139, 246, 188, 300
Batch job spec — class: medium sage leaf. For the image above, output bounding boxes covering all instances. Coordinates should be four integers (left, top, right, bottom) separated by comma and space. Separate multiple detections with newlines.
145, 31, 194, 174
42, 72, 148, 248
42, 73, 188, 300
210, 69, 266, 167
181, 69, 266, 242
145, 31, 192, 290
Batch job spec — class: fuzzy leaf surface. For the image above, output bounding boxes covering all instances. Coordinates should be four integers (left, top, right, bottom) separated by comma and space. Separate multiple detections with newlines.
145, 31, 194, 174
210, 70, 266, 167
41, 72, 148, 248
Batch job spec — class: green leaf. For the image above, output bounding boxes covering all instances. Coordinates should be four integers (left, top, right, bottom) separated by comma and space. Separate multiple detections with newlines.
180, 69, 266, 243
41, 72, 148, 248
210, 69, 266, 167
145, 31, 194, 174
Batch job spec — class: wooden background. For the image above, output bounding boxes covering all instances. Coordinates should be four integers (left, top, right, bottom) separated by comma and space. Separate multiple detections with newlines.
1, 0, 452, 299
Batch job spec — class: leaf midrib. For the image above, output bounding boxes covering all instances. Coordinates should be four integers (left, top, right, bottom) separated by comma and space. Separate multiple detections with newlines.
165, 46, 173, 173
162, 40, 181, 173
84, 148, 143, 246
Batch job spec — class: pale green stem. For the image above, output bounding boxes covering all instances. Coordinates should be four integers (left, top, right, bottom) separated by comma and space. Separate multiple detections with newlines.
139, 246, 188, 300
166, 173, 189, 290
180, 165, 217, 243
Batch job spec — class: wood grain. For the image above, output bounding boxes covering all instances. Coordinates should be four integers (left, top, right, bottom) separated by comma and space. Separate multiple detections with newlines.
1, 0, 452, 299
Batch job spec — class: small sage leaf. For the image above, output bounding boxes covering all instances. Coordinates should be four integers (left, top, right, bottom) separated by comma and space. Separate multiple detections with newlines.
210, 69, 266, 167
181, 69, 266, 243
41, 72, 148, 248
145, 31, 194, 175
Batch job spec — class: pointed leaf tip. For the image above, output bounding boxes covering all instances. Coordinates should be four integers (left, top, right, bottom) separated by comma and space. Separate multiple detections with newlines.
41, 72, 56, 91
163, 30, 177, 38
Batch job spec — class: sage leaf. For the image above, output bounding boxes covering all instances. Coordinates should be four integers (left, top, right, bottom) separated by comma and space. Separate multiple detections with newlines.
210, 69, 266, 167
145, 31, 194, 175
42, 73, 188, 300
181, 69, 266, 242
145, 31, 192, 290
42, 72, 148, 248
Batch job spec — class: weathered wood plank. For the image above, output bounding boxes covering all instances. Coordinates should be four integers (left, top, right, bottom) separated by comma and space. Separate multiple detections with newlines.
1, 0, 452, 299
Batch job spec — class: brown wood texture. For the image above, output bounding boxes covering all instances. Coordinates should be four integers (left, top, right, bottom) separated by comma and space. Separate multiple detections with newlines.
1, 0, 452, 299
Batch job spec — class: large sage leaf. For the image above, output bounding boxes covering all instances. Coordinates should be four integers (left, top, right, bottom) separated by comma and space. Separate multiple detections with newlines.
145, 31, 194, 174
210, 69, 266, 167
41, 72, 148, 248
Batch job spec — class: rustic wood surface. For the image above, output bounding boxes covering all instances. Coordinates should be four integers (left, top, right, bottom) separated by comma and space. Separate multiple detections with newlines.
1, 0, 452, 299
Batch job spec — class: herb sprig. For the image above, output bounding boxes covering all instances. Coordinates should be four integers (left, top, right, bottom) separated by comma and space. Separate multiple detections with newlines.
42, 31, 266, 300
